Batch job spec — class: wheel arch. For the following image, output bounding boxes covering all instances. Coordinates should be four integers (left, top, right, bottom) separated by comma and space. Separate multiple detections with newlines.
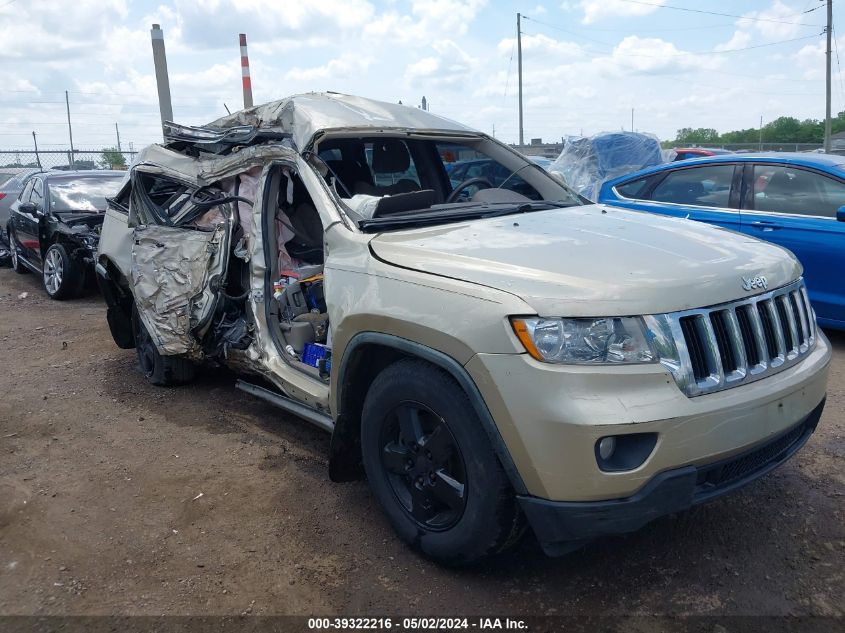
96, 255, 136, 349
328, 332, 527, 495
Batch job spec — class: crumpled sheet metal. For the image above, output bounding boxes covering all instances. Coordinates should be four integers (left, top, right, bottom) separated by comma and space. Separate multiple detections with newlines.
206, 92, 474, 151
549, 131, 664, 201
131, 224, 224, 355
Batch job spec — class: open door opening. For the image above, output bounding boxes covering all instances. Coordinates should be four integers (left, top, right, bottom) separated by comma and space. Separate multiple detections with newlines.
263, 165, 330, 381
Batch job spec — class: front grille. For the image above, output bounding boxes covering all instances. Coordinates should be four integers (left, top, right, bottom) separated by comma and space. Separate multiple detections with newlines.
661, 279, 815, 397
695, 420, 809, 492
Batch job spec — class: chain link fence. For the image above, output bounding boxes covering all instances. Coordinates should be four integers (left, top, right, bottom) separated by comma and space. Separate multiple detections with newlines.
662, 142, 824, 153
0, 149, 138, 172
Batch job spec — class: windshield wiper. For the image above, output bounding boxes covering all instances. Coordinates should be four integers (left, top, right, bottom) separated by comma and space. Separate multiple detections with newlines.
478, 201, 570, 218
359, 200, 570, 232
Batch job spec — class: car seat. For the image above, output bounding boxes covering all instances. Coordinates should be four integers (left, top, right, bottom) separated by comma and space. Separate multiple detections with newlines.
354, 140, 420, 196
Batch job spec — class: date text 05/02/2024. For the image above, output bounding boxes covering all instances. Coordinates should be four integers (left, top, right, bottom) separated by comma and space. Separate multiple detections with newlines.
307, 617, 528, 630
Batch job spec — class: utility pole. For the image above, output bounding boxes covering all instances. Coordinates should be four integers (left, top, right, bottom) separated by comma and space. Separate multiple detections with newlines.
240, 34, 254, 109
31, 131, 42, 169
517, 12, 524, 146
631, 108, 634, 132
65, 90, 75, 169
825, 0, 833, 152
115, 122, 122, 152
759, 115, 764, 150
150, 24, 174, 136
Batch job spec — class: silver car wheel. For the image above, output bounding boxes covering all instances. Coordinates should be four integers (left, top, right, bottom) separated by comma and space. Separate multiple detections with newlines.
43, 248, 63, 295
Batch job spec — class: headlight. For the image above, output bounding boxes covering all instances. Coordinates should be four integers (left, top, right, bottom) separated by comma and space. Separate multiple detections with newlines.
511, 316, 657, 364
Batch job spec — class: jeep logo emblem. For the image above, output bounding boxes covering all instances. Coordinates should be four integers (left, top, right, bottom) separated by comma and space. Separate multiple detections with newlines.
742, 275, 768, 291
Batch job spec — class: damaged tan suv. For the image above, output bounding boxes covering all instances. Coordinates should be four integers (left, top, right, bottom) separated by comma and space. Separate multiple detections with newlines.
97, 93, 831, 564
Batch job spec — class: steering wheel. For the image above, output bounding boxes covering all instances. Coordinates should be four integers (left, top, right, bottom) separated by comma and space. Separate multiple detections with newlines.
446, 177, 494, 203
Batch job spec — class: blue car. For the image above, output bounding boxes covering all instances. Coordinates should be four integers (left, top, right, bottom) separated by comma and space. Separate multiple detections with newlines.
598, 153, 845, 330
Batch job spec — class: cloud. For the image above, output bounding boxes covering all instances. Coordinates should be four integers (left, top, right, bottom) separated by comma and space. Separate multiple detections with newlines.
284, 54, 373, 82
404, 40, 479, 88
715, 30, 753, 52
793, 40, 826, 79
592, 36, 723, 75
578, 0, 668, 24
497, 33, 583, 58
0, 0, 129, 61
406, 57, 440, 79
172, 0, 376, 49
365, 0, 487, 44
739, 0, 806, 40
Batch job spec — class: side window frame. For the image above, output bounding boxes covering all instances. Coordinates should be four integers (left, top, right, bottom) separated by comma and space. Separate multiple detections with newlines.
30, 177, 44, 208
641, 163, 741, 210
742, 162, 845, 219
129, 170, 198, 227
613, 174, 658, 200
18, 178, 34, 203
107, 181, 131, 215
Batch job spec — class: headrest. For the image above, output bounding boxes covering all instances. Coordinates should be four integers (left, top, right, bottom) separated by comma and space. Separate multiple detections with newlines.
372, 139, 411, 174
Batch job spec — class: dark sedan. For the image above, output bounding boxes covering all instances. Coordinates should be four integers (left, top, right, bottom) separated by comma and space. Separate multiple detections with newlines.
7, 170, 125, 299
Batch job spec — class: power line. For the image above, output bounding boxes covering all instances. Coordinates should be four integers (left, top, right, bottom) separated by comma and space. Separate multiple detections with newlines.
833, 24, 845, 111
502, 38, 516, 101
520, 24, 822, 59
615, 0, 823, 26
523, 16, 826, 83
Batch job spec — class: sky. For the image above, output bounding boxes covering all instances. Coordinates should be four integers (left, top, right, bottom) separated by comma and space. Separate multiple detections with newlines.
0, 0, 840, 151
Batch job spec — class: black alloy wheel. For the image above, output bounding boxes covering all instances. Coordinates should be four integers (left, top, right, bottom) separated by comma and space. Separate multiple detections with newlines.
379, 401, 468, 530
360, 358, 525, 565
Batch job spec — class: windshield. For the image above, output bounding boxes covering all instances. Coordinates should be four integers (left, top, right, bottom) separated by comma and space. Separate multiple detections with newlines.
314, 135, 583, 231
48, 175, 123, 212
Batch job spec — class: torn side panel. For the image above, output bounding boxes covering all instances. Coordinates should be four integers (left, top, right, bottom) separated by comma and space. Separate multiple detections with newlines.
131, 224, 227, 356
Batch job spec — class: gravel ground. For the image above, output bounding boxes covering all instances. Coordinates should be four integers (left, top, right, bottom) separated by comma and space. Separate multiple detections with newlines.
0, 267, 843, 617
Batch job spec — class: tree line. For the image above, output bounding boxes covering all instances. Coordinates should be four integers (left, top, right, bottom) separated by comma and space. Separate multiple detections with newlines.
670, 111, 845, 146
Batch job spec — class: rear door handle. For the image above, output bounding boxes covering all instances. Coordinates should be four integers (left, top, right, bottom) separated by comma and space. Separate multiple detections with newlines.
749, 220, 781, 231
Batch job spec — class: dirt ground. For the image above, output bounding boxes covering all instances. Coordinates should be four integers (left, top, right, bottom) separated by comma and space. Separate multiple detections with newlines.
0, 266, 843, 618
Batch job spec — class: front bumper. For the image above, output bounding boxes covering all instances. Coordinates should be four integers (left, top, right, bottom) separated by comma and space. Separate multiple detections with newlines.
465, 331, 831, 500
519, 398, 825, 556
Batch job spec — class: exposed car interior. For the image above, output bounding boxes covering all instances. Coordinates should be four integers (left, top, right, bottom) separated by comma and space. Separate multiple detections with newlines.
262, 165, 330, 380
313, 134, 582, 227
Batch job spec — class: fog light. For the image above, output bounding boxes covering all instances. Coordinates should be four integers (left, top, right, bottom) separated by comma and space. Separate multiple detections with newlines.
598, 436, 616, 460
595, 433, 658, 472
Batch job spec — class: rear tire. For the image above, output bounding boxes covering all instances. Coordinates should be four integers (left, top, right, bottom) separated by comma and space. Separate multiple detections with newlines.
361, 358, 524, 565
131, 305, 196, 386
9, 230, 28, 275
42, 243, 84, 300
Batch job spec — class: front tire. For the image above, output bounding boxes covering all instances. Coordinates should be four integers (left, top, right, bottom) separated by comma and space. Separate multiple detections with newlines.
42, 243, 84, 300
131, 305, 196, 386
361, 359, 524, 565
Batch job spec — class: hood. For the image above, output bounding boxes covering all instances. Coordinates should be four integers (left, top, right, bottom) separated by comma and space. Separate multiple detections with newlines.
369, 205, 802, 317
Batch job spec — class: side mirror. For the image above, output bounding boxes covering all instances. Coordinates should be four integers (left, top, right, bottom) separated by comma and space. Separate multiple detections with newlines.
18, 201, 37, 215
838, 205, 845, 222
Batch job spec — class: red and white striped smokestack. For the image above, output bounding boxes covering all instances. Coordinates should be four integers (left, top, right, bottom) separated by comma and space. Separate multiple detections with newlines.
239, 33, 253, 109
